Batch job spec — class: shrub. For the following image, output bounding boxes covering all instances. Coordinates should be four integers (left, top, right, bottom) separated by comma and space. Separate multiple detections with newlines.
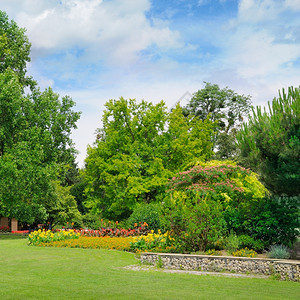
267, 244, 290, 259
232, 247, 257, 258
161, 192, 226, 252
166, 160, 268, 252
82, 213, 103, 229
226, 195, 299, 247
225, 231, 240, 253
245, 196, 299, 246
127, 203, 161, 232
238, 235, 265, 252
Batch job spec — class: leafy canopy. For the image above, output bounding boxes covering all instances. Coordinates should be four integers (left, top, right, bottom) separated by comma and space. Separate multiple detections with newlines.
0, 11, 31, 86
84, 98, 215, 220
0, 11, 81, 224
183, 82, 252, 159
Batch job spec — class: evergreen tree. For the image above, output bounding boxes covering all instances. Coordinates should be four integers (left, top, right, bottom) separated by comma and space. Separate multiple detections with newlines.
238, 86, 300, 196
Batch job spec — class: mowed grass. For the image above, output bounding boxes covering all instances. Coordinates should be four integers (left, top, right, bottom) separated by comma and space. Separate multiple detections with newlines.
0, 238, 299, 300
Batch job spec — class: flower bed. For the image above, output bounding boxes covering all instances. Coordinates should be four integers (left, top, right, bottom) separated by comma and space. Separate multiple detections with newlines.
28, 229, 80, 245
130, 230, 176, 253
74, 222, 149, 237
0, 225, 10, 233
38, 236, 134, 251
11, 230, 29, 234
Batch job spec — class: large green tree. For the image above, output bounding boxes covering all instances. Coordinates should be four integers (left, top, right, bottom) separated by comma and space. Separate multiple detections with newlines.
0, 11, 32, 86
237, 86, 300, 196
183, 82, 252, 159
0, 11, 81, 224
84, 98, 215, 220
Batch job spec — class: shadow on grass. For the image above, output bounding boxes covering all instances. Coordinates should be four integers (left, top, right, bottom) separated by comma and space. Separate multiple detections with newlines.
0, 233, 28, 240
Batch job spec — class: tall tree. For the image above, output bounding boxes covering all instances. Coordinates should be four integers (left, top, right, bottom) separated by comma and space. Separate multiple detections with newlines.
0, 11, 81, 224
0, 11, 32, 86
84, 98, 215, 220
237, 86, 300, 196
183, 82, 252, 159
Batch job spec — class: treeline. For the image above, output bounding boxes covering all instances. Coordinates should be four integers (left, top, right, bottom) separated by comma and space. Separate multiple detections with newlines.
0, 11, 299, 251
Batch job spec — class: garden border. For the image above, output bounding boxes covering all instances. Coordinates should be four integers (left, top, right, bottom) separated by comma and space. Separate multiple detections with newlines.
140, 252, 300, 281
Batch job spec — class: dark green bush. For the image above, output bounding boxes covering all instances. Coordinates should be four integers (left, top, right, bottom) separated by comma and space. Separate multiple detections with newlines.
225, 195, 299, 247
238, 235, 265, 252
225, 231, 240, 253
82, 213, 102, 229
127, 203, 161, 232
161, 192, 226, 252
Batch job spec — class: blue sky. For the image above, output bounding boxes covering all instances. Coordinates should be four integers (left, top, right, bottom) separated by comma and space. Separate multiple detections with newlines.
1, 0, 300, 166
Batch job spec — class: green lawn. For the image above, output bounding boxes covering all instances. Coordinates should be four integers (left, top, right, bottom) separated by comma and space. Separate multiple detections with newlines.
0, 238, 299, 300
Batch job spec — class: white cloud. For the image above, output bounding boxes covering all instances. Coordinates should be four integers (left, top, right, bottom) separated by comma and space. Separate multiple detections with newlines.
285, 0, 300, 11
9, 0, 182, 65
223, 0, 300, 80
226, 30, 300, 77
237, 0, 283, 23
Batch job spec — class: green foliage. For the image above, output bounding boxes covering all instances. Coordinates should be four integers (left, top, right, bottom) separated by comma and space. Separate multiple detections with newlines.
183, 82, 252, 159
0, 11, 31, 85
0, 12, 81, 224
227, 195, 299, 246
167, 104, 215, 170
46, 182, 83, 228
10, 203, 48, 225
127, 203, 161, 232
162, 192, 226, 252
238, 86, 300, 196
0, 134, 56, 223
84, 98, 214, 220
225, 231, 240, 253
81, 213, 103, 229
166, 160, 269, 252
169, 160, 267, 207
238, 235, 265, 252
267, 245, 290, 259
70, 172, 88, 214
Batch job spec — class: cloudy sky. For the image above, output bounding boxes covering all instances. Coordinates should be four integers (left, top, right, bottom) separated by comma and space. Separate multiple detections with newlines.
1, 0, 300, 166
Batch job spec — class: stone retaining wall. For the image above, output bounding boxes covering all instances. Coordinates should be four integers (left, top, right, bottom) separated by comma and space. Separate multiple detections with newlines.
141, 253, 300, 281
